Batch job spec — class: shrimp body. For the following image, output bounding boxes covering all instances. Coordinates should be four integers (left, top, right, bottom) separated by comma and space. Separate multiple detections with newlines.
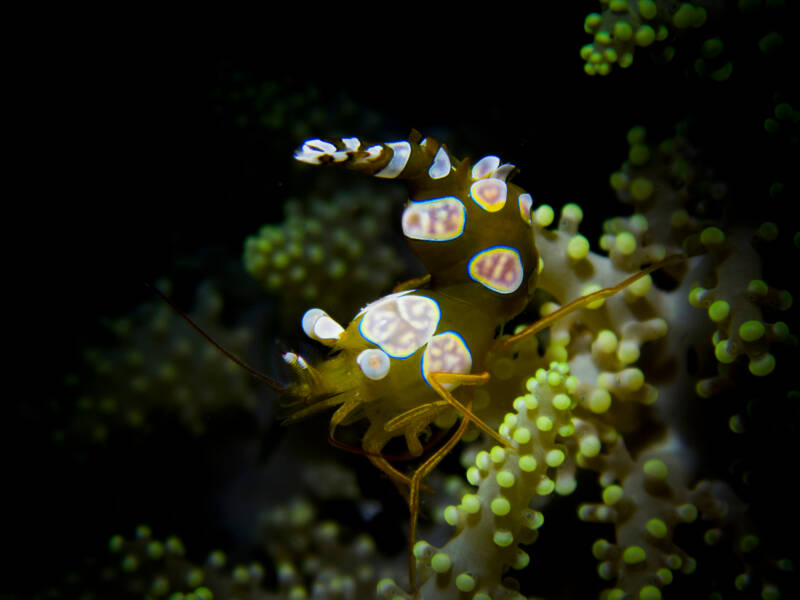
287, 132, 539, 465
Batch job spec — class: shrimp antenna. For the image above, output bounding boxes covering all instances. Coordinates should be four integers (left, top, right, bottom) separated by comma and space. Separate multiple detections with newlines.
145, 282, 286, 393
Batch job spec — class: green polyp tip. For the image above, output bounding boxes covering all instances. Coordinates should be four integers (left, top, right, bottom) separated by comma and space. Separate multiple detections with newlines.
588, 389, 612, 414
109, 534, 124, 552
232, 565, 250, 584
121, 554, 138, 572
513, 426, 531, 444
509, 549, 530, 570
165, 536, 185, 556
413, 540, 431, 559
708, 300, 730, 322
618, 52, 633, 69
702, 37, 724, 58
376, 579, 397, 595
657, 568, 673, 585
462, 493, 481, 514
534, 204, 555, 227
761, 584, 781, 600
739, 320, 766, 341
627, 125, 646, 145
493, 530, 514, 547
562, 202, 583, 223
618, 340, 640, 364
604, 47, 619, 63
705, 528, 723, 545
773, 321, 790, 340
677, 503, 698, 523
614, 21, 633, 41
595, 31, 612, 45
546, 449, 566, 467
607, 588, 625, 599
610, 0, 628, 12
748, 279, 769, 296
643, 458, 668, 479
638, 0, 657, 19
466, 466, 480, 485
629, 143, 651, 166
758, 221, 779, 241
759, 32, 784, 54
630, 176, 655, 200
729, 414, 746, 433
146, 540, 164, 559
688, 286, 706, 307
701, 226, 726, 245
740, 534, 759, 552
580, 435, 601, 457
695, 379, 714, 398
558, 423, 575, 437
194, 589, 213, 600
615, 231, 637, 255
635, 25, 656, 46
444, 505, 459, 526
715, 340, 736, 364
662, 555, 681, 571
596, 63, 612, 76
430, 552, 452, 573
552, 393, 571, 410
623, 545, 647, 564
585, 13, 603, 32
602, 484, 624, 505
646, 518, 668, 538
671, 209, 689, 228
711, 62, 734, 82
536, 415, 554, 431
135, 524, 152, 539
537, 477, 556, 495
595, 330, 618, 352
592, 538, 611, 559
491, 496, 511, 516
765, 117, 780, 133
676, 3, 706, 27
547, 370, 563, 387
455, 573, 476, 592
775, 102, 794, 120
779, 290, 793, 310
490, 446, 506, 463
629, 274, 653, 297
610, 171, 629, 190
640, 585, 662, 600
519, 454, 538, 472
497, 470, 516, 488
567, 234, 590, 260
187, 567, 205, 587
749, 353, 776, 376
525, 509, 545, 530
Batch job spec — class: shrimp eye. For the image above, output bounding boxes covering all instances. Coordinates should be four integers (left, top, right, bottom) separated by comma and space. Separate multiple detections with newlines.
356, 348, 391, 380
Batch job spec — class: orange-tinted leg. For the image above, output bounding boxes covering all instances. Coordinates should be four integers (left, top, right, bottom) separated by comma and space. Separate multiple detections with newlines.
497, 255, 683, 349
426, 371, 511, 449
407, 398, 474, 597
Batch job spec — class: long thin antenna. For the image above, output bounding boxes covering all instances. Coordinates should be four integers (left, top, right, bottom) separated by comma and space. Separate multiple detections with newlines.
145, 282, 286, 393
